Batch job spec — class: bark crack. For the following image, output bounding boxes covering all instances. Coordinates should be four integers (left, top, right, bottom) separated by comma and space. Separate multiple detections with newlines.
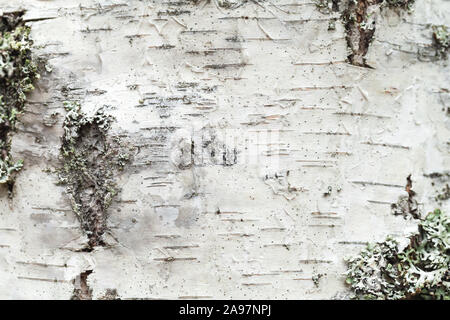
71, 270, 93, 300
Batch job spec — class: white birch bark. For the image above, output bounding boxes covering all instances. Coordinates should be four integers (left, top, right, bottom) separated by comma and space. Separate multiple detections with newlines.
0, 0, 448, 299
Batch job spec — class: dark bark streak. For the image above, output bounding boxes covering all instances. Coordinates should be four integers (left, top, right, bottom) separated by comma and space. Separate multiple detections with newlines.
344, 0, 381, 68
391, 175, 420, 219
59, 104, 131, 250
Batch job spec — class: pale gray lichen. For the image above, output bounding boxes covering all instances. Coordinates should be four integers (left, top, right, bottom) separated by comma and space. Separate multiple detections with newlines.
58, 101, 131, 249
0, 11, 39, 188
432, 25, 449, 60
346, 209, 450, 300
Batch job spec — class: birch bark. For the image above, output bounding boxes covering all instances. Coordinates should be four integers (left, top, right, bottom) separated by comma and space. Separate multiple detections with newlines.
0, 0, 448, 299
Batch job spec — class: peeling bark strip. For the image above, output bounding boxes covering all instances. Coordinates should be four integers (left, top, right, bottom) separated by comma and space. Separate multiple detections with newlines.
0, 11, 39, 190
58, 102, 131, 249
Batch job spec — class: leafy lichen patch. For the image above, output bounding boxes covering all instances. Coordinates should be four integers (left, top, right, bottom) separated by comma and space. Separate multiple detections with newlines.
346, 209, 450, 300
57, 101, 132, 250
391, 175, 420, 219
0, 11, 39, 190
432, 25, 449, 60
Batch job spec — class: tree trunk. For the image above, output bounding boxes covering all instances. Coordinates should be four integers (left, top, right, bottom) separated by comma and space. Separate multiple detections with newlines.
0, 0, 448, 299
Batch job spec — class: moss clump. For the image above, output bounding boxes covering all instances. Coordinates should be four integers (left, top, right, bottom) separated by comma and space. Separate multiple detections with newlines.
58, 102, 131, 249
0, 12, 39, 187
346, 209, 450, 300
432, 25, 449, 59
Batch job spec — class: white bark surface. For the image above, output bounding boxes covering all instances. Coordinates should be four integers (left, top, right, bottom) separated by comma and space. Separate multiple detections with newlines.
0, 0, 449, 299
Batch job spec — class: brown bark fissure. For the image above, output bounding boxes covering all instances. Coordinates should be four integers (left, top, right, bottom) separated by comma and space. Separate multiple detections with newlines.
72, 123, 110, 249
344, 0, 382, 68
71, 270, 120, 300
391, 174, 420, 219
333, 0, 416, 67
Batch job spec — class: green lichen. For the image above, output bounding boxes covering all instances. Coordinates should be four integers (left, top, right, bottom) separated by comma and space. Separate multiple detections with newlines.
58, 101, 131, 249
346, 209, 450, 300
432, 25, 449, 59
0, 12, 39, 187
315, 0, 340, 14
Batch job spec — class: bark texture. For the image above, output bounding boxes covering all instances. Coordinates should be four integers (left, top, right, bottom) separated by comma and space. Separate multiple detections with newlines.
0, 0, 448, 299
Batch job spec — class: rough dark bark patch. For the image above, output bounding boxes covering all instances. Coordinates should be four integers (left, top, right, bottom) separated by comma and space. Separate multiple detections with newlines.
432, 25, 449, 59
0, 11, 39, 192
425, 171, 450, 204
71, 270, 93, 300
391, 174, 420, 219
58, 102, 131, 249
